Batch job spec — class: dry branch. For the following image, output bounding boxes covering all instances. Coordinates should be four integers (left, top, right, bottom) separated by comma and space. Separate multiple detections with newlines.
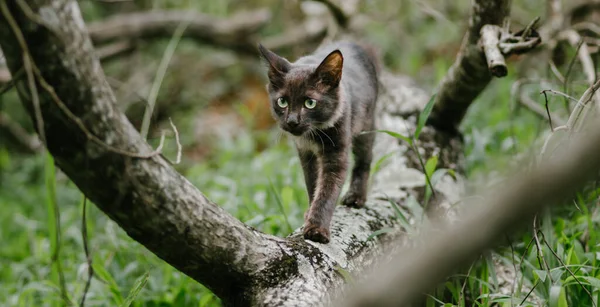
0, 111, 42, 153
428, 0, 541, 134
88, 9, 271, 55
428, 0, 511, 134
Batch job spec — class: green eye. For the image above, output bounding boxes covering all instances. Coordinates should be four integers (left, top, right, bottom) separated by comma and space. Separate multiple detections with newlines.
277, 97, 288, 108
304, 98, 317, 109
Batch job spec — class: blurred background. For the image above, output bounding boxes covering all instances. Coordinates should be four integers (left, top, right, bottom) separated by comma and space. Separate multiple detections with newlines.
1, 0, 599, 306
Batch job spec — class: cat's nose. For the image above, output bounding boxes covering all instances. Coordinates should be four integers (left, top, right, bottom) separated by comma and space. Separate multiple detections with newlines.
287, 116, 300, 127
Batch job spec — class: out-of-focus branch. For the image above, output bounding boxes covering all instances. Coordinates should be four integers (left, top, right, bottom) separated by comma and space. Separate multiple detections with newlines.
88, 9, 271, 55
518, 91, 565, 127
559, 29, 596, 86
428, 1, 541, 134
336, 108, 600, 307
94, 40, 135, 61
260, 19, 328, 51
311, 0, 349, 28
0, 111, 42, 153
427, 0, 511, 134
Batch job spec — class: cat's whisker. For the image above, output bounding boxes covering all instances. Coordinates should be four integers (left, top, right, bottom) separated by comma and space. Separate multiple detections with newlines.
316, 128, 335, 147
312, 129, 326, 156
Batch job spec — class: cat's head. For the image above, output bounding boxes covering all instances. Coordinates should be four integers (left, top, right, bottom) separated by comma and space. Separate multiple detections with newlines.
258, 44, 344, 136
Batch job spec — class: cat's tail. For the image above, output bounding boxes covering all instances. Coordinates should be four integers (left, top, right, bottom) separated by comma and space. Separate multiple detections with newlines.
357, 42, 381, 76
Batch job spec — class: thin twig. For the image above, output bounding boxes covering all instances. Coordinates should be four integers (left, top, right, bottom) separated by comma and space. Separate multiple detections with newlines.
542, 91, 554, 131
2, 0, 163, 159
168, 118, 182, 164
458, 260, 475, 307
0, 111, 42, 152
0, 68, 23, 95
540, 89, 579, 103
548, 59, 565, 83
562, 39, 584, 111
517, 91, 565, 128
532, 215, 552, 282
23, 55, 45, 145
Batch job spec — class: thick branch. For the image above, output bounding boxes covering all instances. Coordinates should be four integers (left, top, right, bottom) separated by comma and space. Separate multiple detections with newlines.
0, 1, 280, 302
428, 0, 511, 134
88, 9, 271, 55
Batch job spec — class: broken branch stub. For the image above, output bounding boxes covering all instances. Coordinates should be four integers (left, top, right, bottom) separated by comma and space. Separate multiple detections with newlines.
480, 25, 507, 77
479, 20, 542, 78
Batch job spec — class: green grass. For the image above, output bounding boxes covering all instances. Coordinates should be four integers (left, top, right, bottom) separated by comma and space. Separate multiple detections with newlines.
0, 131, 308, 306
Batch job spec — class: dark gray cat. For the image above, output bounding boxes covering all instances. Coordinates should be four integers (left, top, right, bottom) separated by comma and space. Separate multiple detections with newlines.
258, 42, 378, 243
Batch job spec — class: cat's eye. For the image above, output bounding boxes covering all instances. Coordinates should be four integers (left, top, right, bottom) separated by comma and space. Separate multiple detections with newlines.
277, 97, 288, 108
304, 98, 317, 109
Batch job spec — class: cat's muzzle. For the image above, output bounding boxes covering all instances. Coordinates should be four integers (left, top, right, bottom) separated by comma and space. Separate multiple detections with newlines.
283, 124, 308, 136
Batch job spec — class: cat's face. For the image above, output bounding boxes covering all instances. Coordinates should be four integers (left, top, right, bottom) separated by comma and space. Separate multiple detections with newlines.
259, 45, 344, 136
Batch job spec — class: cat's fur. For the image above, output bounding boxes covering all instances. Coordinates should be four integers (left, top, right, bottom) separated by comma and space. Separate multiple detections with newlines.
258, 42, 378, 243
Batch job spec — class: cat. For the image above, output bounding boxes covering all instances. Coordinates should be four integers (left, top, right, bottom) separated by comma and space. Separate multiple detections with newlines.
258, 42, 379, 243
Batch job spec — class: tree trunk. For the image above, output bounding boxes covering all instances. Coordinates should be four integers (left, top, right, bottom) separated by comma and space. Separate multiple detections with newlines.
0, 1, 463, 306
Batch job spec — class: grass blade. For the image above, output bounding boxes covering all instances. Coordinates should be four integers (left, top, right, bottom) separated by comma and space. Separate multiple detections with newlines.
364, 130, 412, 145
120, 272, 150, 307
45, 153, 69, 306
415, 93, 437, 140
268, 179, 293, 233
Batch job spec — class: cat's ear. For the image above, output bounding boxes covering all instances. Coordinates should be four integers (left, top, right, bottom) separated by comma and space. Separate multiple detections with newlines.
314, 50, 343, 88
258, 44, 291, 87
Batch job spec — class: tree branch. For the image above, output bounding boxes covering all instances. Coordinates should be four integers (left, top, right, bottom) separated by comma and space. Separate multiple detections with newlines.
428, 0, 511, 134
0, 1, 281, 302
87, 9, 271, 55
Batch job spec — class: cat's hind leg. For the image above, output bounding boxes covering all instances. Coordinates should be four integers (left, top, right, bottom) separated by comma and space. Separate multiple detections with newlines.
341, 125, 375, 208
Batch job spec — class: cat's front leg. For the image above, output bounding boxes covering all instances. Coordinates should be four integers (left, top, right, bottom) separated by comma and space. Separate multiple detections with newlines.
303, 147, 348, 243
298, 150, 318, 205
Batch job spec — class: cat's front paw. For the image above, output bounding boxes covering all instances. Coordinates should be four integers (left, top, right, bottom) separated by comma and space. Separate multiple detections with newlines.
341, 191, 366, 208
303, 224, 330, 244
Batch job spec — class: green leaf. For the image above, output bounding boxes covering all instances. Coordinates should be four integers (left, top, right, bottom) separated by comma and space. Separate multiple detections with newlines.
365, 130, 412, 145
93, 261, 124, 305
564, 275, 600, 288
372, 151, 396, 175
199, 293, 216, 307
366, 227, 394, 241
548, 285, 568, 307
415, 93, 437, 140
423, 156, 439, 205
533, 269, 547, 282
334, 265, 354, 283
424, 156, 438, 179
120, 272, 150, 307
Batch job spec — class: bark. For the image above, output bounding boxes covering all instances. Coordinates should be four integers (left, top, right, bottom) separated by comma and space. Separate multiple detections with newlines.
0, 1, 464, 306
